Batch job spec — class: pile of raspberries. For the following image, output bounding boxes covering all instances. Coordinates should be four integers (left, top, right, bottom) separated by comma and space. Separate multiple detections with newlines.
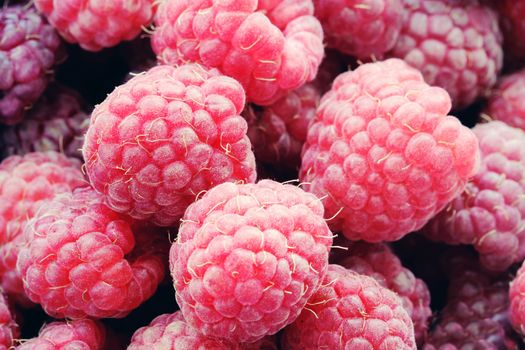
2, 0, 525, 348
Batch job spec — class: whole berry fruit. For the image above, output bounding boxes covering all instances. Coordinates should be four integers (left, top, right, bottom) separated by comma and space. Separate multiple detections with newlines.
282, 264, 417, 349
82, 64, 256, 227
485, 69, 525, 131
34, 0, 156, 51
152, 0, 324, 106
300, 58, 479, 242
389, 0, 503, 109
0, 5, 64, 124
170, 180, 332, 343
17, 187, 167, 319
425, 121, 525, 271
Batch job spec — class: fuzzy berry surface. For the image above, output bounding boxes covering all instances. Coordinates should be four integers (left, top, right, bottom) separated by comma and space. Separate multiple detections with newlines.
389, 0, 503, 109
485, 69, 525, 131
300, 58, 479, 243
314, 0, 403, 59
34, 0, 155, 51
1, 84, 89, 160
82, 64, 256, 227
170, 180, 332, 343
16, 319, 106, 350
0, 5, 64, 125
425, 121, 525, 271
281, 264, 416, 349
16, 187, 167, 319
0, 292, 18, 350
510, 261, 525, 336
339, 242, 431, 346
0, 151, 84, 304
152, 0, 324, 106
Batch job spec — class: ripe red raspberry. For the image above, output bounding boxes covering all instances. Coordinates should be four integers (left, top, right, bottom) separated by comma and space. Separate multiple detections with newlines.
282, 264, 416, 349
389, 0, 503, 109
0, 5, 64, 125
34, 0, 155, 51
16, 319, 106, 350
300, 58, 479, 242
0, 151, 84, 304
425, 121, 525, 271
485, 69, 525, 131
152, 0, 324, 106
82, 64, 256, 227
314, 0, 403, 59
338, 242, 431, 346
0, 292, 18, 350
1, 85, 89, 160
16, 187, 167, 319
497, 0, 525, 64
128, 310, 277, 349
171, 180, 332, 343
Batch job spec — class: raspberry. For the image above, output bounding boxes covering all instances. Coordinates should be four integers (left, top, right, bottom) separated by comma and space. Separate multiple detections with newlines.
152, 0, 324, 106
16, 319, 106, 350
282, 264, 416, 349
389, 0, 503, 109
425, 121, 525, 271
171, 180, 332, 343
1, 84, 89, 160
497, 0, 525, 64
128, 310, 276, 349
82, 64, 256, 227
34, 0, 156, 51
0, 151, 84, 304
485, 69, 525, 131
0, 5, 64, 125
0, 292, 18, 350
300, 58, 479, 242
424, 259, 518, 349
314, 0, 403, 59
16, 187, 167, 319
338, 242, 431, 346
509, 261, 525, 337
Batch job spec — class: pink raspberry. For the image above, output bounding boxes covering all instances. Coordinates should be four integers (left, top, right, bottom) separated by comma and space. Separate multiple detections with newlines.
282, 264, 416, 349
1, 84, 89, 160
509, 261, 525, 337
34, 0, 156, 51
82, 64, 256, 227
0, 292, 18, 350
171, 180, 332, 343
16, 319, 106, 350
338, 242, 431, 346
485, 69, 525, 131
497, 0, 525, 64
389, 0, 503, 109
0, 151, 84, 304
16, 187, 167, 319
128, 310, 277, 349
425, 121, 525, 271
152, 0, 324, 106
314, 0, 403, 59
0, 5, 64, 125
300, 58, 479, 242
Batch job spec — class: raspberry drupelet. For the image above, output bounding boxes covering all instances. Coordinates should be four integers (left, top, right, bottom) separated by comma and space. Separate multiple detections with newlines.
0, 292, 18, 350
152, 0, 324, 106
485, 69, 525, 131
170, 180, 332, 343
82, 64, 256, 227
300, 58, 479, 243
16, 187, 167, 319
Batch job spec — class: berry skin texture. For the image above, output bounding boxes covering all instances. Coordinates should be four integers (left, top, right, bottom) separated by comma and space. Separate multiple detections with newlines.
389, 0, 503, 109
300, 58, 479, 243
497, 0, 525, 64
15, 319, 106, 350
0, 151, 85, 304
0, 5, 64, 125
0, 292, 18, 350
425, 121, 525, 271
282, 264, 417, 349
170, 180, 332, 343
152, 0, 324, 106
338, 242, 431, 346
485, 69, 525, 131
16, 187, 167, 319
314, 0, 403, 59
1, 84, 89, 160
82, 64, 256, 227
509, 261, 525, 337
34, 0, 155, 51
